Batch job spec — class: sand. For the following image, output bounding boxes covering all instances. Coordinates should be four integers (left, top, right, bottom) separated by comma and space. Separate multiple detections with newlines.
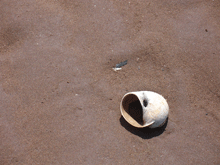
1, 0, 220, 164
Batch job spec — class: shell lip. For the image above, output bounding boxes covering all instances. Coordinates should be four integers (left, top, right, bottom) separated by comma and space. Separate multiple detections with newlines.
120, 92, 155, 128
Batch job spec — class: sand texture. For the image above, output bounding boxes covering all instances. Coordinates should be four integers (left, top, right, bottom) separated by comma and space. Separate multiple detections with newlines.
1, 0, 220, 164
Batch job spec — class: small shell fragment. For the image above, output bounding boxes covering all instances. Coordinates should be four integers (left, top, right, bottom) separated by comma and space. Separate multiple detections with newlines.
112, 67, 122, 71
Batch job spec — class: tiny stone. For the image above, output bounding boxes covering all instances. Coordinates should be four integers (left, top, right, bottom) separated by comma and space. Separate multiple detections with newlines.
115, 60, 127, 68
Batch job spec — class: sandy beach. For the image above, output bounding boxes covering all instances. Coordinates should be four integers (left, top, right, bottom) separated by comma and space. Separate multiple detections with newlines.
1, 0, 220, 164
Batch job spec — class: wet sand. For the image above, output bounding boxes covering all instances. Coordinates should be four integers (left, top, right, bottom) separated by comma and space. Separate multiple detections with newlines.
1, 0, 220, 164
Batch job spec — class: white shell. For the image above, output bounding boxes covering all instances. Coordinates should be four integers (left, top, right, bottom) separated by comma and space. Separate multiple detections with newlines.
120, 91, 169, 128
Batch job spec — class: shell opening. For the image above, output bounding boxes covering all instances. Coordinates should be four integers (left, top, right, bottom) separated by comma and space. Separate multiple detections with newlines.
122, 94, 144, 125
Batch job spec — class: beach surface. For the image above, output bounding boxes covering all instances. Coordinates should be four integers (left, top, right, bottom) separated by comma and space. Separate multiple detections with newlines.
1, 0, 220, 164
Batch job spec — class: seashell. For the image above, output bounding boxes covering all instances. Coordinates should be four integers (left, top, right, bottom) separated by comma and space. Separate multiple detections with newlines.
120, 91, 169, 128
